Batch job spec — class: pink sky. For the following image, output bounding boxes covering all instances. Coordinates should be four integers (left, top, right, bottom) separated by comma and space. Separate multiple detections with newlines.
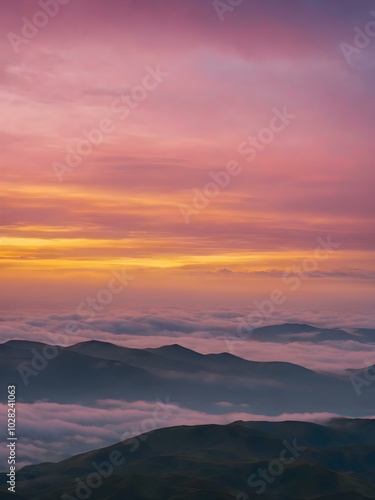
0, 0, 374, 313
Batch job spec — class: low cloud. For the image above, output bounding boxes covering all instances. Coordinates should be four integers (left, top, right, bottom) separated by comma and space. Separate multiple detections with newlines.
1, 307, 375, 373
0, 399, 356, 469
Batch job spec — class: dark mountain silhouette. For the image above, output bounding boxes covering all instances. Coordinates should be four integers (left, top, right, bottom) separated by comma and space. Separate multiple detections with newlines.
247, 323, 375, 343
1, 419, 375, 499
1, 338, 375, 415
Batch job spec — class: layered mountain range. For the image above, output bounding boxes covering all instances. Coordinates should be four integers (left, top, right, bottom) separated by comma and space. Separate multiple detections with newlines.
1, 324, 374, 416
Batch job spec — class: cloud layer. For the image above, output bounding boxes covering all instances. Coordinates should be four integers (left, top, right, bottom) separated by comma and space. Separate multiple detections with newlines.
1, 307, 375, 373
0, 399, 358, 468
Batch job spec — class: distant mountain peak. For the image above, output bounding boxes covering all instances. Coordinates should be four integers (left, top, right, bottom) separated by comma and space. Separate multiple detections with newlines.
73, 339, 117, 348
147, 343, 203, 357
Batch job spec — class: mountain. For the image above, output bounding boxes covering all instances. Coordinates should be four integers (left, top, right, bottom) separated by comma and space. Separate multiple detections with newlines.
246, 323, 375, 343
1, 339, 375, 415
0, 493, 26, 500
1, 419, 375, 499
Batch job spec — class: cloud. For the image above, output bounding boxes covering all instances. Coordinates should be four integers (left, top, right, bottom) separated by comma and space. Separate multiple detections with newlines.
1, 1, 375, 286
209, 268, 375, 280
1, 307, 375, 374
0, 399, 362, 468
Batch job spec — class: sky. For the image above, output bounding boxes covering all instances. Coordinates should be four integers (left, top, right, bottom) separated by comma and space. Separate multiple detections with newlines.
1, 0, 374, 316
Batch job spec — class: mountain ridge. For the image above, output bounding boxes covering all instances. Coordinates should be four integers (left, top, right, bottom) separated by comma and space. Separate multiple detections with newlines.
2, 419, 375, 500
